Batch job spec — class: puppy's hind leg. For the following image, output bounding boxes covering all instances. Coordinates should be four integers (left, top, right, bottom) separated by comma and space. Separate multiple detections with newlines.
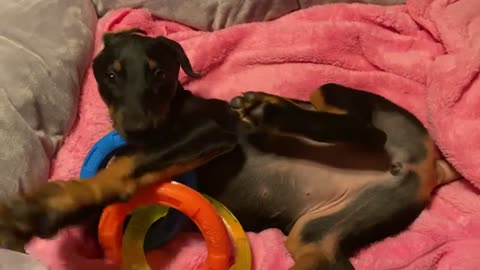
286, 213, 354, 270
230, 91, 386, 148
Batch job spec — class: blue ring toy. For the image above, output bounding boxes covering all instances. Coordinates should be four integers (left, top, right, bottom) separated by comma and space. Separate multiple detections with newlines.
80, 130, 197, 250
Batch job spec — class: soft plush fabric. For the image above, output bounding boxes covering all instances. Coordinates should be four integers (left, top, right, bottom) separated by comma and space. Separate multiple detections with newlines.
27, 0, 480, 269
0, 0, 97, 200
91, 0, 405, 31
0, 249, 47, 270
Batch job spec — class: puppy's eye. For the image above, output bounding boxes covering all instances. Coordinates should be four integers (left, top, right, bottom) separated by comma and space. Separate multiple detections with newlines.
106, 71, 116, 82
154, 69, 166, 79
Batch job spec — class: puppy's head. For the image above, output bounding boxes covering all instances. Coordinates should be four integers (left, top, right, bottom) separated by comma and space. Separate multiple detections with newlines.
92, 29, 200, 141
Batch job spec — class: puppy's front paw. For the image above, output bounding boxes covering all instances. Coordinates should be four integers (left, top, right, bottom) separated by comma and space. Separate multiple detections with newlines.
0, 197, 44, 252
0, 181, 90, 252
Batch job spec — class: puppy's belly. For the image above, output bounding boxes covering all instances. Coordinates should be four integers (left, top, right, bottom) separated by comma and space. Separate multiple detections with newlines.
198, 144, 392, 233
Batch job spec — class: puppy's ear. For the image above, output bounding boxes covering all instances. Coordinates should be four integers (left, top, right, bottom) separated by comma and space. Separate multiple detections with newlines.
154, 36, 201, 78
103, 28, 147, 47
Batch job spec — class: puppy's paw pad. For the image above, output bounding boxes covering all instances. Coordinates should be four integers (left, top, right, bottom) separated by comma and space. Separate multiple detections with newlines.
231, 91, 284, 107
230, 92, 287, 125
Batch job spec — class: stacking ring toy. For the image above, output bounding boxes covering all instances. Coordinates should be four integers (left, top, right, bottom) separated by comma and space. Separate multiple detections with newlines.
79, 131, 126, 179
202, 194, 252, 270
98, 181, 233, 270
80, 131, 197, 249
122, 204, 169, 270
119, 192, 252, 270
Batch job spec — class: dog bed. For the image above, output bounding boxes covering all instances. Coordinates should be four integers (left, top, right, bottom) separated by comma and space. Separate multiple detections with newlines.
23, 0, 480, 269
0, 249, 47, 270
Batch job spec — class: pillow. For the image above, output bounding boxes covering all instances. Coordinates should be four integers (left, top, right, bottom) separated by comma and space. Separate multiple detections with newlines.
0, 249, 47, 270
91, 0, 405, 31
0, 0, 97, 199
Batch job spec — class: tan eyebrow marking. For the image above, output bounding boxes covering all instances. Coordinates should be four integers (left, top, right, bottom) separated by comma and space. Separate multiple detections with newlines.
113, 60, 122, 72
147, 58, 158, 70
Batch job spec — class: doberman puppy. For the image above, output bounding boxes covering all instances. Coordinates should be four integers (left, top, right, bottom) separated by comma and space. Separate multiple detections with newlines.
0, 29, 461, 269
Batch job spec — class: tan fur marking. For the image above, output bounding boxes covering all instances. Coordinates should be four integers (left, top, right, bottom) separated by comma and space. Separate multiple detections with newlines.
43, 157, 137, 211
287, 231, 340, 270
413, 137, 462, 202
108, 106, 123, 135
412, 137, 438, 201
310, 89, 348, 115
288, 243, 323, 270
148, 58, 158, 70
287, 210, 344, 270
113, 61, 122, 72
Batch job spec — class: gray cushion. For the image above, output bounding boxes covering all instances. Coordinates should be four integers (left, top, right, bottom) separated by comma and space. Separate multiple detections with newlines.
92, 0, 405, 31
0, 249, 47, 270
0, 0, 97, 199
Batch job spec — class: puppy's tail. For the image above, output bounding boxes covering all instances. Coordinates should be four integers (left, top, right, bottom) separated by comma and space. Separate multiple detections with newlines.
436, 159, 462, 186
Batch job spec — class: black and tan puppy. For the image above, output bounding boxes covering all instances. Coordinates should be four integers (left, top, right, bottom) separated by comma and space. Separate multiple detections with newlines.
0, 29, 460, 270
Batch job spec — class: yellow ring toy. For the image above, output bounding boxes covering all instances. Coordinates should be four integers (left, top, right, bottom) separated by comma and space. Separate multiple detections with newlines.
203, 194, 252, 270
123, 205, 169, 270
121, 193, 252, 270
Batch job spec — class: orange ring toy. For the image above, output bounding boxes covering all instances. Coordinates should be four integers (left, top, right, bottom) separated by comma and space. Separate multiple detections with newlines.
98, 180, 232, 270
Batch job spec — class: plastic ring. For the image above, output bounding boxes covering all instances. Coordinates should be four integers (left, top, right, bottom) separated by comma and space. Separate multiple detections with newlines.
122, 204, 169, 270
80, 131, 197, 248
120, 194, 252, 270
79, 131, 127, 179
203, 194, 252, 270
98, 181, 232, 270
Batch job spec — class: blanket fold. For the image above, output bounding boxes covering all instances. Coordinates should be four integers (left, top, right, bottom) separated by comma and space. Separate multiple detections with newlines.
27, 0, 480, 269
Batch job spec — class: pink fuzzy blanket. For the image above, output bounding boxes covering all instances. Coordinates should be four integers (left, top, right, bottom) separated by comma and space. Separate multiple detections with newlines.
26, 0, 480, 269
